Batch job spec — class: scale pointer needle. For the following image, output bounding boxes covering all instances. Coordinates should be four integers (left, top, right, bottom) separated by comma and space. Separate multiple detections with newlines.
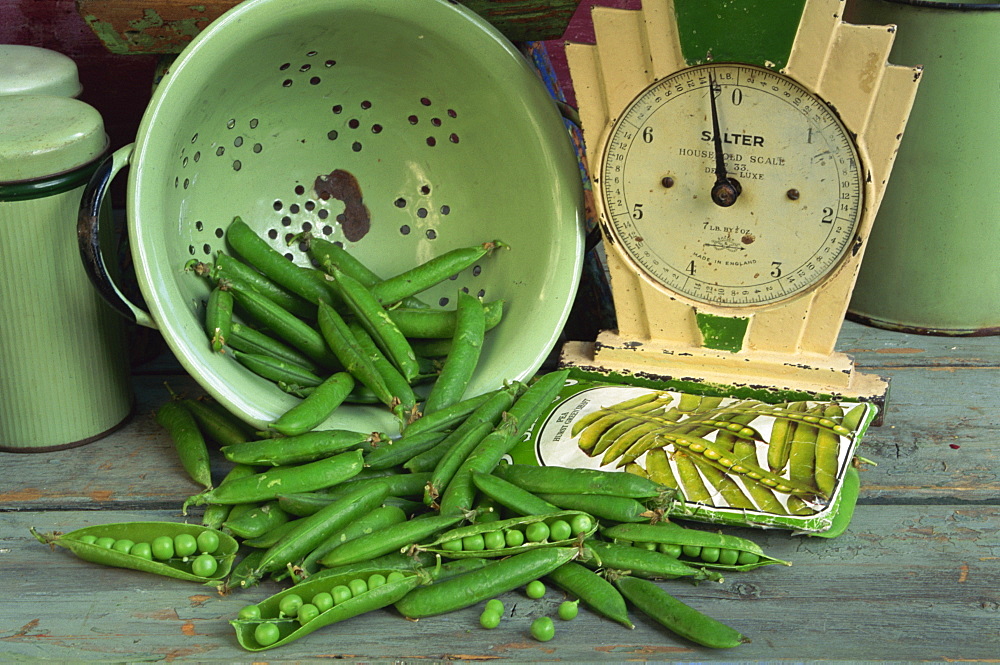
708, 73, 741, 207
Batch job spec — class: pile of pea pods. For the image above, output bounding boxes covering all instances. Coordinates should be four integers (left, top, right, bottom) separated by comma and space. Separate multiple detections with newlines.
32, 220, 794, 651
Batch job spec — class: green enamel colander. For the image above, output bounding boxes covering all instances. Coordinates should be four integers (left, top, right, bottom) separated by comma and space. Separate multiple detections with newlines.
80, 0, 584, 433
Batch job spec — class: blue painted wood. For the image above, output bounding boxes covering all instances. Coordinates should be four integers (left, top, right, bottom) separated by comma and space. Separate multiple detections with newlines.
1, 321, 998, 661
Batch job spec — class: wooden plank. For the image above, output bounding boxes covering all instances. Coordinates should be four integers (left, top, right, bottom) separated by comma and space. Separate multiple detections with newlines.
1, 323, 996, 511
3, 505, 997, 661
76, 0, 583, 54
836, 319, 1000, 369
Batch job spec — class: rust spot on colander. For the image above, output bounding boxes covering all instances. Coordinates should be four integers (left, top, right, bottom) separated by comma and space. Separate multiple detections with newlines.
314, 169, 370, 242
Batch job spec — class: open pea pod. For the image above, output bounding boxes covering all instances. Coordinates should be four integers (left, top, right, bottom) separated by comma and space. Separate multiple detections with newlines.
600, 522, 791, 571
231, 567, 425, 651
416, 510, 597, 558
30, 521, 238, 583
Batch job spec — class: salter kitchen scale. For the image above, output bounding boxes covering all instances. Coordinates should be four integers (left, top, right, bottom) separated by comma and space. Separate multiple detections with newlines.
510, 0, 924, 533
560, 0, 922, 411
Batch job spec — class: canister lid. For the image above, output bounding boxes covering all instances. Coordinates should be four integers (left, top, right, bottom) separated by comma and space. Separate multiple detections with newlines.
0, 95, 108, 182
0, 45, 83, 98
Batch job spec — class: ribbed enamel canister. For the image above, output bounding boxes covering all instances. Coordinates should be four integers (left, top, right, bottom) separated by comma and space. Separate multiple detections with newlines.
846, 0, 1000, 336
0, 93, 133, 451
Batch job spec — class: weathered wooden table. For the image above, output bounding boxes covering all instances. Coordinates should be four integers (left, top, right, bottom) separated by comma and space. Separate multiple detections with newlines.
2, 320, 997, 662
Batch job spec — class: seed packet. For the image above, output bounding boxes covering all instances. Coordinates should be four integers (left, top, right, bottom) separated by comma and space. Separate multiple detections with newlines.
508, 377, 877, 534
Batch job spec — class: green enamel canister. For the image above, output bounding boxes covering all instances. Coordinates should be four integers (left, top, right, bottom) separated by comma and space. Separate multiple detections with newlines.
846, 0, 1000, 335
0, 94, 133, 451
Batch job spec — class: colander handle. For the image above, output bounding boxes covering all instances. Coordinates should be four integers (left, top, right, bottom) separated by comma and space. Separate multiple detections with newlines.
77, 143, 157, 329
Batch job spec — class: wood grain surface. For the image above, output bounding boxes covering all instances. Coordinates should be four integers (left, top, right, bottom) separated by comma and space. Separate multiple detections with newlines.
1, 320, 998, 662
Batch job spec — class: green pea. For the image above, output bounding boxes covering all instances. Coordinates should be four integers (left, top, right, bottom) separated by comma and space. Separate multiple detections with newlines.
131, 542, 153, 560
174, 533, 198, 558
95, 536, 116, 549
570, 513, 593, 535
480, 609, 502, 629
311, 591, 334, 612
278, 593, 304, 617
330, 584, 353, 605
525, 580, 546, 599
297, 603, 320, 625
737, 551, 760, 565
525, 522, 550, 543
112, 539, 135, 554
718, 549, 740, 566
658, 542, 683, 558
78, 534, 98, 545
441, 538, 463, 552
348, 578, 368, 597
191, 553, 218, 577
367, 573, 387, 589
483, 530, 506, 550
548, 520, 572, 541
238, 605, 262, 621
699, 547, 721, 563
636, 541, 657, 551
151, 536, 174, 560
531, 616, 555, 642
558, 600, 579, 620
386, 571, 405, 584
462, 534, 486, 551
197, 530, 220, 554
504, 529, 525, 547
254, 622, 281, 647
485, 599, 504, 615
682, 544, 702, 558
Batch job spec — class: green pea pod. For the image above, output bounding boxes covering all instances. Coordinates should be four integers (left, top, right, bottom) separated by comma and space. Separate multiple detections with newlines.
437, 370, 570, 516
417, 510, 597, 558
299, 504, 408, 575
245, 481, 392, 585
545, 562, 634, 629
318, 513, 465, 568
182, 449, 365, 513
221, 429, 384, 467
347, 320, 417, 426
270, 371, 355, 437
583, 541, 723, 582
614, 575, 749, 649
364, 430, 449, 472
221, 549, 267, 593
155, 400, 213, 490
306, 550, 438, 583
231, 349, 325, 388
327, 265, 420, 382
181, 398, 254, 448
493, 463, 675, 500
369, 240, 505, 306
228, 322, 321, 374
470, 470, 560, 517
30, 521, 238, 583
600, 522, 791, 571
305, 235, 429, 309
203, 464, 259, 529
402, 390, 497, 438
205, 286, 234, 353
394, 546, 578, 619
231, 566, 425, 651
386, 299, 505, 339
316, 300, 394, 407
537, 492, 658, 524
211, 251, 316, 320
222, 501, 292, 540
228, 284, 339, 368
421, 291, 486, 415
241, 519, 302, 549
226, 217, 335, 308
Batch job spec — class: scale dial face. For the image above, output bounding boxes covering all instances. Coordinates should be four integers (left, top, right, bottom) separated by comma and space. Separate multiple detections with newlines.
599, 63, 865, 308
